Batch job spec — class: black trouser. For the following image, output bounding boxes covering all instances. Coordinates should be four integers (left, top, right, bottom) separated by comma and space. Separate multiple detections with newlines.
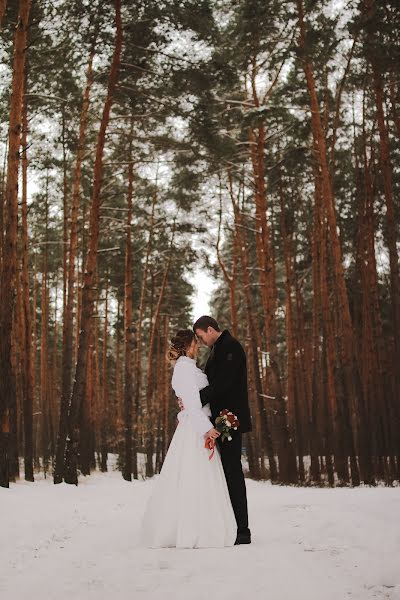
217, 431, 250, 535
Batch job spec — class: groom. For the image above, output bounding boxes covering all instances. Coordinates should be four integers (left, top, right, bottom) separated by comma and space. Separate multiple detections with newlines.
180, 315, 252, 545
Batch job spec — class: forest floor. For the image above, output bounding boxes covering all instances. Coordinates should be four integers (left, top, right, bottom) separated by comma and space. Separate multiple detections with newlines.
1, 461, 400, 600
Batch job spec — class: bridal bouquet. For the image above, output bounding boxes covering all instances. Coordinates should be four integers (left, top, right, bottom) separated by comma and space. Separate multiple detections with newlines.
204, 409, 240, 460
215, 409, 240, 442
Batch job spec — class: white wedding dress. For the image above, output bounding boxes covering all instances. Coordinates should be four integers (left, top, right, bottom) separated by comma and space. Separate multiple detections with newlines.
139, 355, 237, 548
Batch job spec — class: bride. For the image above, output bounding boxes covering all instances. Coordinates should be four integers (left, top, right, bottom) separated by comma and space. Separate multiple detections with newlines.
139, 329, 237, 548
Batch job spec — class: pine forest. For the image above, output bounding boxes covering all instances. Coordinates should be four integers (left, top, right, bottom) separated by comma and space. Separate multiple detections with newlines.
1, 0, 399, 489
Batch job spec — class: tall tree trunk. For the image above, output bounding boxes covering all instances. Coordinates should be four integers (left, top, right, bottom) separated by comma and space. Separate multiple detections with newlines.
154, 331, 163, 473
123, 128, 134, 481
310, 165, 324, 484
79, 326, 94, 476
61, 111, 68, 319
11, 246, 22, 481
293, 278, 310, 483
20, 75, 34, 481
32, 261, 38, 467
0, 0, 32, 488
54, 35, 97, 484
248, 64, 297, 483
100, 280, 109, 472
63, 0, 123, 485
115, 300, 123, 449
278, 177, 305, 482
93, 307, 101, 467
229, 172, 277, 481
134, 194, 156, 415
40, 176, 50, 474
145, 222, 176, 478
0, 0, 7, 28
388, 72, 400, 139
162, 315, 170, 462
0, 141, 5, 272
50, 299, 58, 459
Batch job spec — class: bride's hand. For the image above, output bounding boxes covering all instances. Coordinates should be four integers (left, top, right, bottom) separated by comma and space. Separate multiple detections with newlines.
205, 427, 220, 440
177, 397, 184, 410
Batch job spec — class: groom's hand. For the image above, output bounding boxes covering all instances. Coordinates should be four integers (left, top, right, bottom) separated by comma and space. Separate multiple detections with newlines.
177, 397, 184, 410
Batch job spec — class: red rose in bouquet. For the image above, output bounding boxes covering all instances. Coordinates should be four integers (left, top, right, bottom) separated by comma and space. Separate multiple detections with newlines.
215, 409, 240, 441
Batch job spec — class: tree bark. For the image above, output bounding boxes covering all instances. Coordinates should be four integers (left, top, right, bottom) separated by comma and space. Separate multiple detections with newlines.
228, 171, 277, 481
20, 72, 34, 481
162, 315, 170, 463
0, 0, 32, 488
39, 175, 50, 475
0, 0, 7, 28
54, 35, 97, 484
123, 124, 134, 481
134, 193, 156, 414
278, 175, 305, 482
248, 62, 297, 483
145, 222, 176, 478
100, 280, 109, 472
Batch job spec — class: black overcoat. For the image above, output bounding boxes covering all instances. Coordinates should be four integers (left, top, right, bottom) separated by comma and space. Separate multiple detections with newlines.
199, 329, 252, 434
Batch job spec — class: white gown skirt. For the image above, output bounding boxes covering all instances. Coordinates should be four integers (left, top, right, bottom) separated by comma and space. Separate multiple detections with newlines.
139, 414, 237, 548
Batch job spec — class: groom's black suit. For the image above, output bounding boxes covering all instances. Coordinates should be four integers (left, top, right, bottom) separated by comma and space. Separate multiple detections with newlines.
199, 329, 251, 537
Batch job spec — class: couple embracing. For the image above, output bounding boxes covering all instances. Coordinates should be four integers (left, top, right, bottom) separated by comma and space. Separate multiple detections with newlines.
140, 316, 252, 549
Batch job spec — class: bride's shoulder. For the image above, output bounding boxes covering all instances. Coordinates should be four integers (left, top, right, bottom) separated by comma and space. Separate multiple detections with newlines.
173, 356, 196, 373
172, 357, 196, 386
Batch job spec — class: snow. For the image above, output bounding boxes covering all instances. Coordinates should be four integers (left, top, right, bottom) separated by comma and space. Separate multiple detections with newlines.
1, 465, 400, 600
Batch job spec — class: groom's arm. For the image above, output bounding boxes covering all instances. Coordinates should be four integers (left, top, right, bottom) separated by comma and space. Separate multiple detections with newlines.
199, 388, 210, 406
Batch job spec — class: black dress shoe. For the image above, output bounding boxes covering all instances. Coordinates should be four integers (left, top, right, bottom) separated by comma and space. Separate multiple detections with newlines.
234, 532, 251, 545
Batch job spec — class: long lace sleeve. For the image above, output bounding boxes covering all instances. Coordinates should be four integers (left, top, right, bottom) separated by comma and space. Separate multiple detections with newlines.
173, 361, 213, 437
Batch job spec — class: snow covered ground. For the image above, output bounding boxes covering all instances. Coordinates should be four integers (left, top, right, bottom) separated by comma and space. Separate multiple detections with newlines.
1, 466, 400, 600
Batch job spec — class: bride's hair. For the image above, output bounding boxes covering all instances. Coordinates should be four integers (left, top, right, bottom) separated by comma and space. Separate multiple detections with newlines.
167, 329, 195, 362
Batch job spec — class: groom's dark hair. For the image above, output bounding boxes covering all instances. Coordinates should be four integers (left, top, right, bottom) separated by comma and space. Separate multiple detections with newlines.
193, 315, 220, 332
